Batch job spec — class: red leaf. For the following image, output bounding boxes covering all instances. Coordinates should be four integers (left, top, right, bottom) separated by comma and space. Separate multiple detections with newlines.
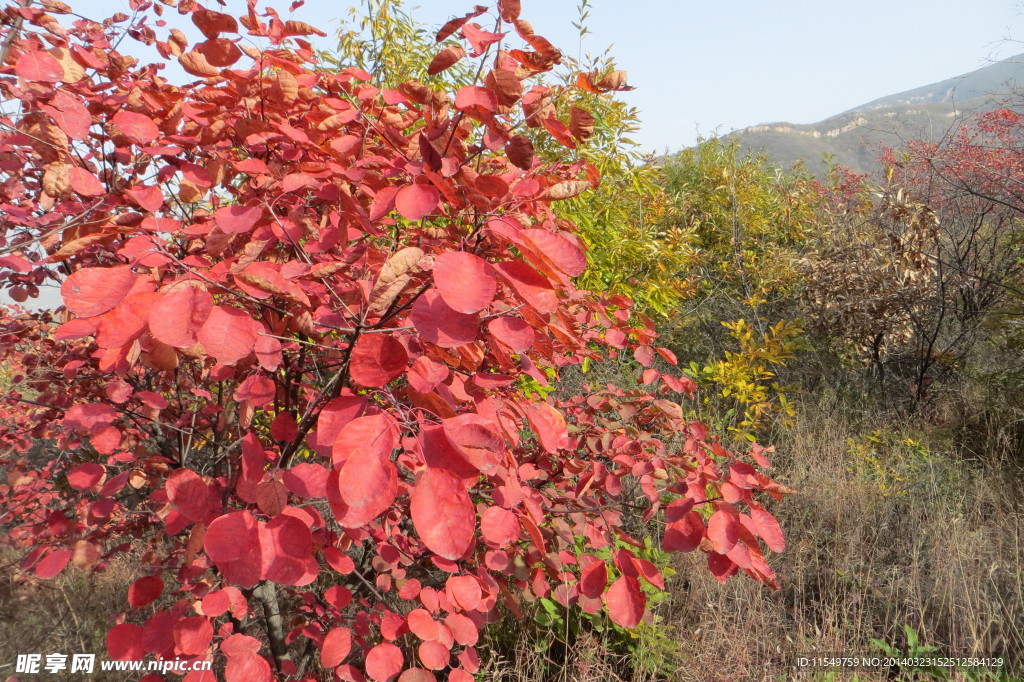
197, 306, 260, 365
444, 613, 479, 646
418, 640, 450, 670
454, 86, 497, 121
428, 45, 466, 76
505, 135, 534, 170
708, 552, 738, 583
331, 413, 396, 467
366, 642, 404, 682
411, 289, 478, 348
329, 416, 398, 527
15, 50, 63, 82
578, 559, 607, 598
204, 511, 258, 564
95, 295, 149, 349
395, 184, 440, 221
524, 402, 569, 453
323, 547, 355, 574
270, 412, 298, 442
255, 480, 288, 516
662, 511, 704, 552
166, 469, 214, 523
520, 229, 587, 277
349, 334, 408, 387
62, 403, 116, 431
280, 172, 316, 193
62, 266, 138, 318
195, 38, 242, 67
442, 414, 503, 472
487, 316, 535, 352
435, 6, 487, 42
281, 463, 329, 499
149, 287, 214, 348
461, 23, 504, 56
107, 623, 145, 660
67, 166, 105, 196
174, 617, 213, 655
493, 260, 557, 312
406, 608, 439, 641
321, 627, 352, 667
480, 506, 519, 547
604, 575, 644, 628
112, 111, 160, 145
542, 117, 576, 149
432, 251, 496, 313
214, 205, 262, 233
67, 463, 104, 490
34, 549, 71, 579
410, 467, 475, 560
707, 509, 739, 555
408, 356, 449, 393
446, 575, 482, 610
224, 652, 273, 682
127, 185, 164, 212
370, 185, 400, 222
749, 505, 785, 553
498, 0, 521, 21
629, 557, 665, 590
128, 576, 164, 608
633, 345, 656, 367
656, 346, 679, 365
420, 425, 478, 482
254, 335, 283, 371
260, 514, 314, 585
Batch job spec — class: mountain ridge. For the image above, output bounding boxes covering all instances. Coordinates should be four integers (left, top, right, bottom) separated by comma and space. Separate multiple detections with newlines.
724, 53, 1024, 176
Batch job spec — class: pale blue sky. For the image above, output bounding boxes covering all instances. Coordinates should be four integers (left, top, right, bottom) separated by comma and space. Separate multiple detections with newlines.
43, 0, 1024, 151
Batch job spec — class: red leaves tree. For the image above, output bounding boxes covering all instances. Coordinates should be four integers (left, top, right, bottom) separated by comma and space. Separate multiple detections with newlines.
0, 1, 791, 679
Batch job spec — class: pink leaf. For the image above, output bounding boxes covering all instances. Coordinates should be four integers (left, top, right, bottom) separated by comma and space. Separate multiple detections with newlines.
62, 266, 139, 318
349, 334, 408, 387
149, 287, 214, 349
15, 50, 63, 82
197, 306, 260, 365
214, 205, 262, 233
432, 251, 496, 313
112, 111, 160, 145
410, 468, 475, 560
411, 290, 478, 348
395, 184, 440, 221
604, 575, 644, 628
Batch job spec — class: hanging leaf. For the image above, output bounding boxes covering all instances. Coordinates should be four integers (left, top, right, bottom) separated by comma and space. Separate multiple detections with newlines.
149, 287, 214, 349
411, 290, 478, 348
395, 184, 440, 221
111, 111, 160, 145
432, 251, 496, 314
62, 266, 139, 318
428, 45, 466, 76
15, 50, 64, 82
604, 575, 645, 628
349, 334, 408, 387
410, 467, 475, 560
197, 306, 260, 365
505, 135, 534, 170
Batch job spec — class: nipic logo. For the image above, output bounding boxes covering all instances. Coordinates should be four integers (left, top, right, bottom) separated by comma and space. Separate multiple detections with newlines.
14, 653, 212, 674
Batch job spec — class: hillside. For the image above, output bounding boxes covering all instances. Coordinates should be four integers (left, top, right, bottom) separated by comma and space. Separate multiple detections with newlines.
726, 53, 1024, 176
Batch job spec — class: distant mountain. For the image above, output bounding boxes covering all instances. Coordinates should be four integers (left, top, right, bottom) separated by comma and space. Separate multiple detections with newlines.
726, 53, 1024, 177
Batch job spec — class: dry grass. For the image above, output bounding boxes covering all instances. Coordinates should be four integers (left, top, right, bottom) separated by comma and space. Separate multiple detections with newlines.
662, 405, 1024, 682
0, 554, 139, 681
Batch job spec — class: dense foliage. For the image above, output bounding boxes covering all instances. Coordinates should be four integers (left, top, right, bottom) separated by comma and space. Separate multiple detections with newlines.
0, 1, 791, 680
